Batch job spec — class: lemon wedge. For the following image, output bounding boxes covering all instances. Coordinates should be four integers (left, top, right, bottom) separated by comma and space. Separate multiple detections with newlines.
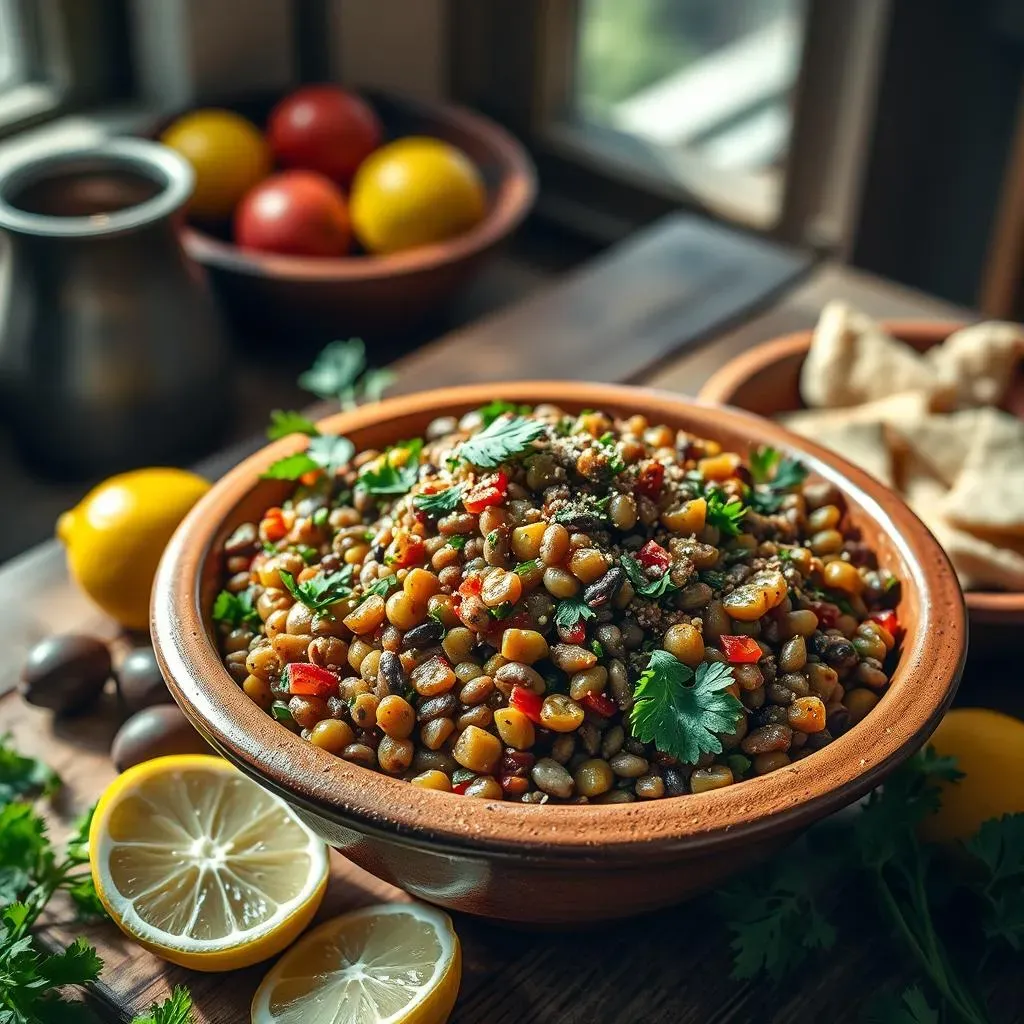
251, 903, 462, 1024
90, 755, 328, 972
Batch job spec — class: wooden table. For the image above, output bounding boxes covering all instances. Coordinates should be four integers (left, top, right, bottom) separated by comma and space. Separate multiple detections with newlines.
4, 215, 1018, 1023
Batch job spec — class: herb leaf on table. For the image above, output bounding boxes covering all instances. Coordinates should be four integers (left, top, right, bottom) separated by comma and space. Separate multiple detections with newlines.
629, 652, 741, 765
0, 737, 60, 804
459, 416, 546, 468
130, 985, 195, 1024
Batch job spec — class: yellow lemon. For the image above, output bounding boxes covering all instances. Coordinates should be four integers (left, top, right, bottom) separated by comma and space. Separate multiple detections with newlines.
920, 707, 1024, 843
57, 468, 209, 630
350, 136, 486, 254
251, 903, 461, 1024
90, 755, 329, 972
161, 109, 271, 220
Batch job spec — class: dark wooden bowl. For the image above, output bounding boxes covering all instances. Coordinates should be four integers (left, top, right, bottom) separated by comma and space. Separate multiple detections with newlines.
151, 383, 966, 924
152, 92, 536, 341
697, 320, 1024, 635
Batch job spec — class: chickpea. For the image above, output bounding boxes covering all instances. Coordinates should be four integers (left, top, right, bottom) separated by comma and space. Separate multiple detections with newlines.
377, 736, 415, 774
823, 559, 864, 595
481, 568, 523, 608
420, 717, 456, 751
309, 719, 355, 754
787, 696, 827, 733
542, 566, 580, 598
574, 758, 614, 797
568, 665, 608, 701
376, 695, 416, 738
807, 504, 841, 531
411, 656, 457, 697
844, 687, 880, 724
501, 629, 549, 664
344, 595, 386, 634
539, 523, 570, 565
540, 694, 585, 732
511, 523, 547, 560
810, 529, 844, 555
662, 623, 705, 668
386, 590, 425, 630
752, 751, 791, 775
411, 770, 451, 791
608, 493, 638, 531
463, 776, 504, 800
690, 765, 734, 793
661, 497, 707, 535
349, 692, 379, 729
453, 725, 502, 773
288, 695, 328, 730
569, 548, 610, 584
635, 774, 666, 799
242, 675, 273, 709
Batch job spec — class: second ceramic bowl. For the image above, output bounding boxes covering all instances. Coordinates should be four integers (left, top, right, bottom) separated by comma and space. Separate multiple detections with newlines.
151, 383, 966, 924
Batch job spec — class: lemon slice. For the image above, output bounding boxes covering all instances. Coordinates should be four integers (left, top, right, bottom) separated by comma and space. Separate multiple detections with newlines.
90, 754, 329, 972
251, 903, 462, 1024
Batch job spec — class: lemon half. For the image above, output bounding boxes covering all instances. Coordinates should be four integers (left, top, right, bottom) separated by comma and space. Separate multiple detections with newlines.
90, 755, 328, 972
251, 903, 462, 1024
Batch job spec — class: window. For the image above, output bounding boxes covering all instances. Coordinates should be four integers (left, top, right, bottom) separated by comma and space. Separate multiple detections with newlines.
574, 0, 804, 225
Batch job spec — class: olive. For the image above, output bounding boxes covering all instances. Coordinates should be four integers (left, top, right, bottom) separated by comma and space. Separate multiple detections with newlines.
20, 634, 111, 714
116, 647, 171, 712
111, 704, 209, 772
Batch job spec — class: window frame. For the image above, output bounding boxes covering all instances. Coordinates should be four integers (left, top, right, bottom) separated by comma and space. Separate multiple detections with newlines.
448, 0, 890, 252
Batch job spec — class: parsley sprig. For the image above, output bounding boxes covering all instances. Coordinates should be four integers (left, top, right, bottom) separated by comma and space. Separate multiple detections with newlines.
620, 554, 679, 600
459, 416, 545, 468
629, 651, 741, 765
748, 445, 809, 514
298, 338, 395, 409
476, 400, 532, 427
211, 588, 261, 629
705, 489, 747, 537
554, 596, 596, 632
279, 567, 354, 612
413, 485, 463, 517
358, 440, 424, 496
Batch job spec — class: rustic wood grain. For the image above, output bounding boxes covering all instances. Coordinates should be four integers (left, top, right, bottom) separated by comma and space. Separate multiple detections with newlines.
4, 240, 1017, 1023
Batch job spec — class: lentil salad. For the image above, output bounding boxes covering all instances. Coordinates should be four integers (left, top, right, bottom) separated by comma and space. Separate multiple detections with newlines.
213, 402, 902, 803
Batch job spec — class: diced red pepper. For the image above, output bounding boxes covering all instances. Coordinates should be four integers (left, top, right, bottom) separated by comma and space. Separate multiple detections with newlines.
582, 692, 617, 717
869, 609, 900, 637
500, 775, 529, 796
637, 539, 671, 575
557, 619, 587, 644
452, 780, 472, 795
634, 461, 665, 500
260, 506, 289, 543
463, 471, 508, 514
509, 685, 544, 724
458, 575, 482, 599
387, 533, 425, 569
720, 634, 763, 664
285, 662, 339, 697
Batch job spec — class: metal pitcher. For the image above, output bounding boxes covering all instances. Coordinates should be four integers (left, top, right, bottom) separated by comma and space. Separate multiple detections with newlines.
0, 138, 230, 479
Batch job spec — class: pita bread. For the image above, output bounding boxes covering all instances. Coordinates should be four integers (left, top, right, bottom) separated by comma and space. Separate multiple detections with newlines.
800, 302, 953, 410
939, 412, 1024, 536
926, 320, 1024, 407
781, 416, 894, 486
913, 506, 1024, 591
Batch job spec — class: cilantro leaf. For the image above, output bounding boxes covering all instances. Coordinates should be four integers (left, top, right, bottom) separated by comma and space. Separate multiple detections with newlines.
299, 338, 367, 401
279, 568, 354, 613
358, 440, 423, 496
595, 432, 626, 475
748, 446, 808, 514
620, 554, 678, 600
459, 416, 545, 468
413, 486, 464, 517
866, 987, 940, 1024
307, 434, 355, 476
0, 738, 60, 803
554, 596, 596, 632
749, 445, 781, 485
267, 410, 320, 440
964, 814, 1024, 951
211, 589, 260, 629
37, 937, 102, 987
131, 985, 195, 1024
360, 577, 400, 602
515, 560, 539, 576
446, 534, 467, 551
706, 489, 747, 537
261, 452, 320, 481
477, 400, 532, 427
629, 652, 741, 765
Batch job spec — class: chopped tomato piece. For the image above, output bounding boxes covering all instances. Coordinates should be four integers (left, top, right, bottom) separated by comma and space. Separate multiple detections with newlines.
582, 692, 617, 717
720, 634, 763, 664
452, 780, 472, 795
634, 461, 664, 500
637, 539, 671, 575
500, 775, 529, 796
387, 533, 425, 568
869, 609, 900, 637
458, 575, 482, 599
509, 685, 544, 724
260, 506, 289, 543
285, 662, 339, 697
463, 471, 508, 514
557, 619, 587, 644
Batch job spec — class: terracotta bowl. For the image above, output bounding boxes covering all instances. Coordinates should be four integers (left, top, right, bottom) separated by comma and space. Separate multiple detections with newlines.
151, 382, 966, 924
150, 92, 536, 341
697, 320, 1024, 636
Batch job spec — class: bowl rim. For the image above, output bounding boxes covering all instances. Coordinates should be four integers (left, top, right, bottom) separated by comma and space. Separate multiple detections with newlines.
178, 97, 537, 281
152, 382, 966, 862
696, 318, 1021, 623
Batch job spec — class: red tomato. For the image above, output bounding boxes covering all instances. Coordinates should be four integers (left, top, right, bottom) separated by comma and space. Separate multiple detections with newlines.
286, 662, 339, 697
720, 634, 763, 664
869, 610, 900, 637
463, 472, 508, 514
267, 85, 382, 184
387, 533, 425, 568
635, 461, 665, 500
557, 619, 587, 644
452, 780, 472, 795
509, 685, 544, 724
637, 539, 671, 575
582, 692, 616, 717
234, 171, 350, 257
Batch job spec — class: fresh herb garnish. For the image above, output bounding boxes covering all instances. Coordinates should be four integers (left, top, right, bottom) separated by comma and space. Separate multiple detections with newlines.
591, 640, 604, 658
262, 434, 356, 482
490, 603, 515, 620
267, 409, 320, 440
298, 338, 395, 408
0, 736, 60, 804
515, 560, 539, 576
413, 486, 463, 517
459, 416, 545, 468
270, 701, 294, 724
131, 985, 195, 1024
725, 753, 751, 779
554, 596, 596, 632
279, 567, 354, 612
446, 534, 468, 551
477, 400, 532, 427
596, 432, 626, 475
553, 495, 611, 525
485, 529, 500, 548
630, 652, 741, 765
451, 768, 475, 785
748, 445, 809, 513
357, 439, 423, 496
294, 545, 318, 565
211, 588, 261, 629
312, 507, 329, 528
621, 554, 679, 600
706, 489, 747, 537
360, 576, 401, 602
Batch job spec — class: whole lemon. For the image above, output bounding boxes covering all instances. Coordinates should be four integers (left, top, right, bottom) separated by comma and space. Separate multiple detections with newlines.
57, 469, 210, 631
350, 136, 486, 254
161, 109, 271, 221
919, 707, 1024, 843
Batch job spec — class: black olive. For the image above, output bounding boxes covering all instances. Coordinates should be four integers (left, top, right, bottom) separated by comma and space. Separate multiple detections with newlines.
376, 650, 408, 698
111, 705, 209, 772
116, 647, 171, 712
583, 567, 624, 609
20, 635, 111, 715
417, 693, 459, 722
400, 619, 445, 650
